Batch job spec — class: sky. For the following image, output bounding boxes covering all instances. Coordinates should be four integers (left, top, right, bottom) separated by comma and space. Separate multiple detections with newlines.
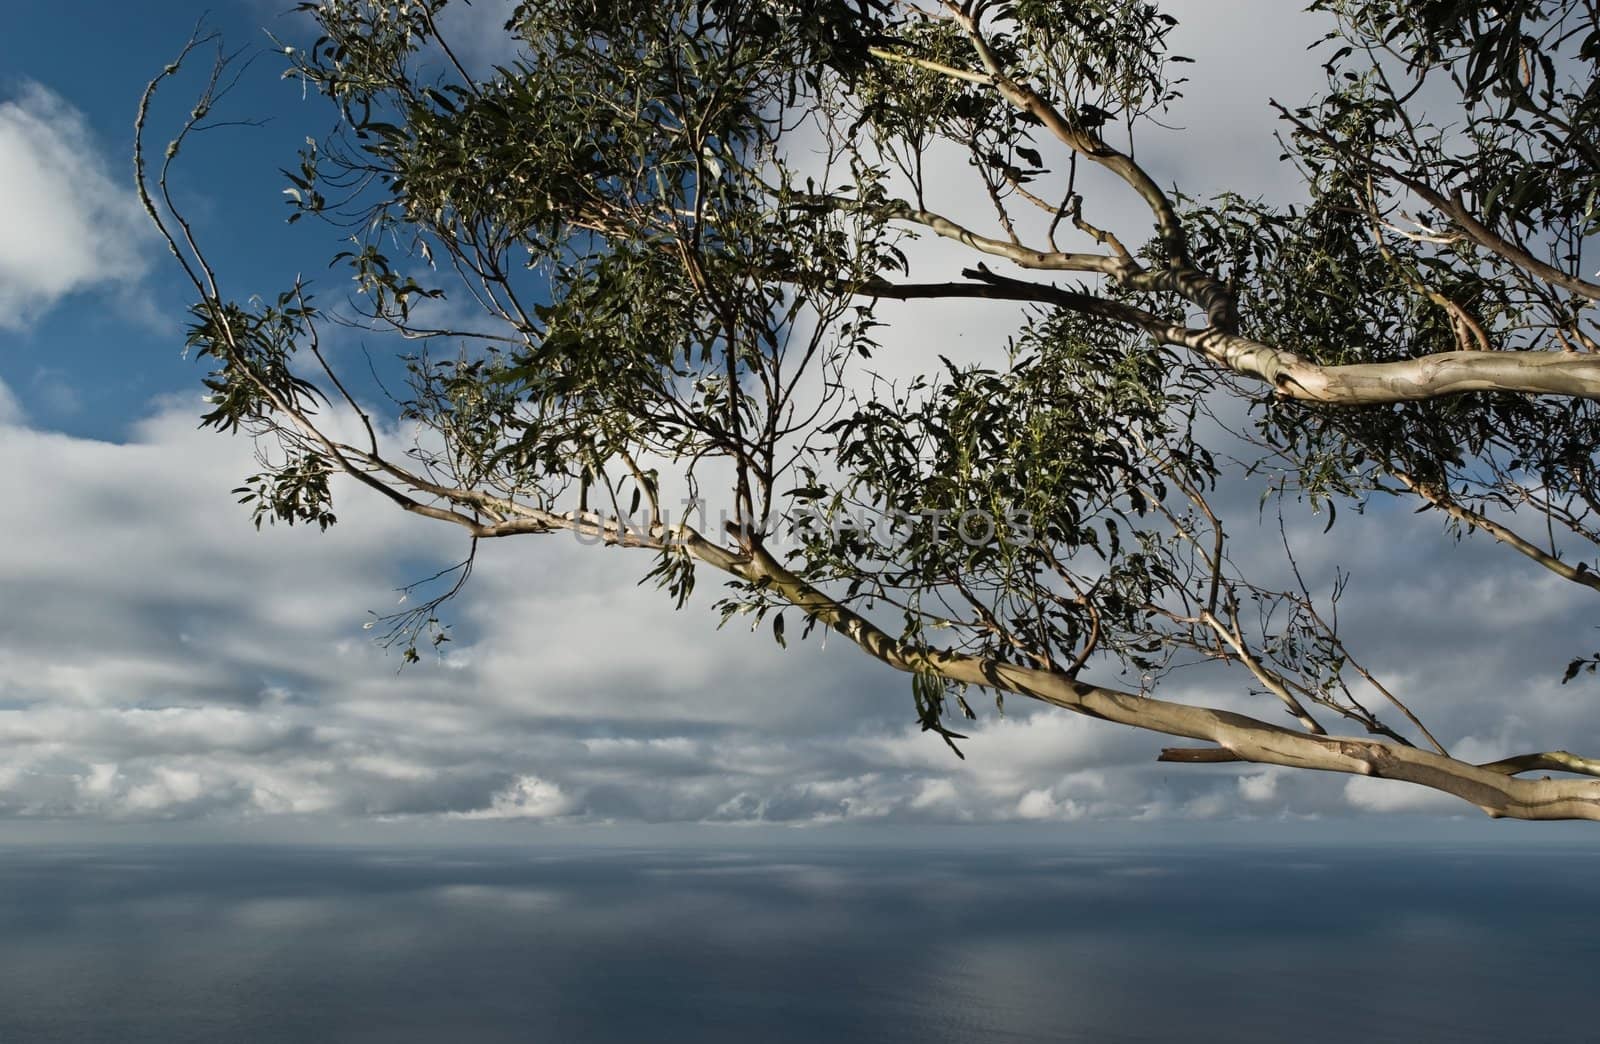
1, 0, 1597, 844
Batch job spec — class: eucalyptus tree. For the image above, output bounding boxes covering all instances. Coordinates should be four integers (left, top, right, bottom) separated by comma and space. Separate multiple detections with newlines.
138, 0, 1600, 820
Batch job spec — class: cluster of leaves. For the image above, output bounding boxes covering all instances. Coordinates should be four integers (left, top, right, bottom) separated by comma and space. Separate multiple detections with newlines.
277, 0, 918, 528
186, 291, 326, 436
155, 0, 1600, 753
1001, 0, 1187, 122
233, 455, 339, 531
792, 310, 1212, 686
1185, 1, 1600, 558
853, 2, 1189, 216
1312, 0, 1599, 246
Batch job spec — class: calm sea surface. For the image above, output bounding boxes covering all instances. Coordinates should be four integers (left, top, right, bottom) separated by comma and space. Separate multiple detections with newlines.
0, 843, 1595, 1042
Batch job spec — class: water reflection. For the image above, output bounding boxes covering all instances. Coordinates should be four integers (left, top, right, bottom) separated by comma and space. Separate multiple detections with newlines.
0, 844, 1594, 1043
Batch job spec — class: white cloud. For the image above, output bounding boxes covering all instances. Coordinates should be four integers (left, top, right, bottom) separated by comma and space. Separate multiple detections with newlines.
1344, 776, 1461, 815
0, 377, 24, 426
909, 777, 965, 815
1015, 788, 1087, 822
453, 775, 575, 820
1238, 771, 1280, 804
0, 390, 1590, 829
0, 83, 152, 329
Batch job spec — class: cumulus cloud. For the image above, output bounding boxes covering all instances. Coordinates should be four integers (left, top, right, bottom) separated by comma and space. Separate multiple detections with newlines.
452, 775, 576, 820
1238, 771, 1280, 804
0, 396, 946, 822
1344, 776, 1460, 815
1, 388, 1596, 830
0, 82, 153, 329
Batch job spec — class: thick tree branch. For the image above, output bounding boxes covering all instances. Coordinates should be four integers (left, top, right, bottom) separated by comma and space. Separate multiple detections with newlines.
1190, 333, 1600, 403
1158, 747, 1244, 763
1479, 751, 1600, 779
862, 269, 1600, 403
728, 544, 1600, 821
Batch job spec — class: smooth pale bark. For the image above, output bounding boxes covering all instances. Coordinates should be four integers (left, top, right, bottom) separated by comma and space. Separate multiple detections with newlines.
302, 482, 1600, 822
711, 541, 1600, 823
866, 269, 1600, 405
881, 11, 1600, 406
1180, 329, 1600, 404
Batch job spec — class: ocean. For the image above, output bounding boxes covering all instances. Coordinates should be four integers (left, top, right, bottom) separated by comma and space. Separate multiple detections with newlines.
0, 842, 1594, 1042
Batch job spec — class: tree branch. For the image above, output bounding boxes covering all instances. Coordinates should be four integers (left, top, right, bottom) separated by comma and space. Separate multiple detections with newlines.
730, 544, 1600, 821
1273, 102, 1600, 302
862, 268, 1600, 403
886, 202, 1132, 276
1158, 746, 1245, 763
944, 2, 1197, 273
1479, 751, 1600, 779
1389, 467, 1600, 593
1198, 608, 1328, 735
